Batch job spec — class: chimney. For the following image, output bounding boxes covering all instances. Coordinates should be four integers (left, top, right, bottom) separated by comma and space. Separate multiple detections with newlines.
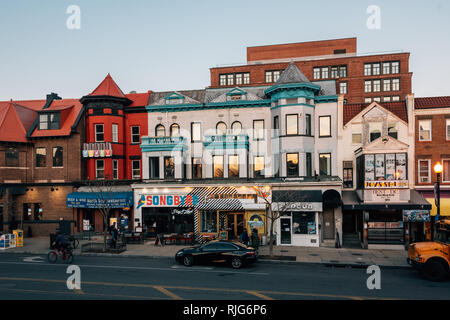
43, 92, 62, 109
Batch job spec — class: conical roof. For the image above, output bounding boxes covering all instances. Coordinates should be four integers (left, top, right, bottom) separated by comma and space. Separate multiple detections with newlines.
275, 61, 310, 85
88, 74, 126, 98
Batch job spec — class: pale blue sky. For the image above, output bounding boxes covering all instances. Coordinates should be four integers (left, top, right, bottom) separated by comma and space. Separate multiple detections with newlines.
0, 0, 449, 101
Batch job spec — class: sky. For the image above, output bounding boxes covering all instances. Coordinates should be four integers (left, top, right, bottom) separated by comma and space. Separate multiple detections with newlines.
0, 0, 449, 101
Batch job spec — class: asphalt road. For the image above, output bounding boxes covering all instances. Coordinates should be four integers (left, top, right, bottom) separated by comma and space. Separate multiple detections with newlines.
0, 253, 448, 300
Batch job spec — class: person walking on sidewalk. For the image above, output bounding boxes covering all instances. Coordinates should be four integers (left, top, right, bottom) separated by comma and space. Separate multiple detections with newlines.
110, 223, 118, 249
251, 228, 259, 253
240, 229, 250, 246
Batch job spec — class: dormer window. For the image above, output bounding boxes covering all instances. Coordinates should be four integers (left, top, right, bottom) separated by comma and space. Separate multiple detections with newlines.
165, 92, 185, 105
39, 112, 60, 130
226, 88, 247, 101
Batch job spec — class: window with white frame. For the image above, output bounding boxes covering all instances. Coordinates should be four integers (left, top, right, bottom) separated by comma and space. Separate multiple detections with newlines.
331, 67, 338, 78
447, 119, 450, 140
95, 124, 104, 142
419, 120, 432, 141
365, 97, 372, 104
392, 79, 400, 91
113, 159, 118, 180
364, 64, 372, 76
392, 96, 400, 102
112, 124, 118, 143
418, 159, 431, 183
339, 66, 347, 77
219, 75, 226, 86
443, 159, 450, 183
383, 79, 391, 92
96, 159, 104, 180
391, 61, 400, 74
339, 82, 347, 94
365, 81, 372, 93
372, 63, 380, 75
373, 80, 381, 92
313, 68, 321, 80
321, 67, 329, 79
131, 126, 140, 144
352, 124, 362, 144
132, 160, 140, 179
382, 62, 390, 75
383, 96, 391, 102
369, 122, 382, 142
373, 97, 381, 103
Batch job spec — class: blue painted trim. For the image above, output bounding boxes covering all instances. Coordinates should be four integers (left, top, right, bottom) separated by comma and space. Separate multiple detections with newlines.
140, 136, 187, 152
165, 92, 185, 100
270, 103, 315, 110
203, 134, 249, 150
226, 88, 247, 96
265, 82, 321, 96
146, 100, 271, 113
315, 95, 338, 103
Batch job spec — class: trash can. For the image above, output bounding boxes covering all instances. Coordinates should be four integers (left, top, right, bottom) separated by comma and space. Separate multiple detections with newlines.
13, 230, 23, 247
49, 233, 57, 249
261, 235, 267, 246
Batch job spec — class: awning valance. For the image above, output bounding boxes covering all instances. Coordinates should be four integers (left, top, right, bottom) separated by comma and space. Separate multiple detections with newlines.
67, 192, 133, 209
196, 198, 244, 211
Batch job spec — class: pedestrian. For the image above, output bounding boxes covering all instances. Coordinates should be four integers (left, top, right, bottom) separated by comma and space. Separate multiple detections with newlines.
240, 229, 250, 246
110, 223, 118, 249
251, 228, 259, 250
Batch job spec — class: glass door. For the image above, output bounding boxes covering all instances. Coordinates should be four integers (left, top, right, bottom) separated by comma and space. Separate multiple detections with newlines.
280, 218, 292, 244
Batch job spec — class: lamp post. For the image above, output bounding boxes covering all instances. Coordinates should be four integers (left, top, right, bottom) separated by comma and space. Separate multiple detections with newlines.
433, 162, 443, 240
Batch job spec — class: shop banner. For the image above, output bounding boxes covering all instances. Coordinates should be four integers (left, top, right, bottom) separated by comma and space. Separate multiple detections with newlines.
66, 192, 133, 209
138, 195, 199, 208
403, 210, 431, 222
365, 180, 409, 189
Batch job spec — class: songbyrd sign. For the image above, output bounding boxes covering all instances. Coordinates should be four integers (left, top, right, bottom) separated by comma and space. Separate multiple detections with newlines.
138, 195, 199, 208
365, 180, 409, 189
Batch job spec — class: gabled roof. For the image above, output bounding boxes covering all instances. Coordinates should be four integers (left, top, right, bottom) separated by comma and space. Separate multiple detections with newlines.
274, 61, 311, 85
0, 101, 35, 143
415, 96, 450, 109
88, 74, 126, 98
125, 92, 152, 107
344, 101, 408, 125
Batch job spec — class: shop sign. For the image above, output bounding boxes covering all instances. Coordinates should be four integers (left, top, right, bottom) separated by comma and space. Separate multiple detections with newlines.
247, 215, 265, 228
172, 208, 194, 215
271, 202, 322, 212
365, 189, 401, 202
365, 180, 408, 189
83, 220, 90, 231
138, 195, 199, 208
403, 210, 430, 222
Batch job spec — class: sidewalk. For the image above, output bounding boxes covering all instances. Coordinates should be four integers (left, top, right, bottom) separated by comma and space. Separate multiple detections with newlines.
0, 236, 409, 268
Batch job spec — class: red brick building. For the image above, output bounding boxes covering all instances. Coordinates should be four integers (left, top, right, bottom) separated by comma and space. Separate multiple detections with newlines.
210, 38, 412, 104
414, 96, 450, 227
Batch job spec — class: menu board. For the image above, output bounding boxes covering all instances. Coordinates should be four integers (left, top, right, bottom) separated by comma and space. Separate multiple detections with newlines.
385, 154, 396, 180
365, 155, 375, 181
375, 154, 385, 180
396, 154, 407, 180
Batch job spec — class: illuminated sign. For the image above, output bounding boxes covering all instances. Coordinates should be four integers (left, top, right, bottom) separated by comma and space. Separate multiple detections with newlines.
139, 195, 199, 208
365, 180, 408, 189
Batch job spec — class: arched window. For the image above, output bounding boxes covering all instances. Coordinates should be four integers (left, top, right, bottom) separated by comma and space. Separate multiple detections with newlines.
231, 121, 242, 135
388, 124, 398, 139
216, 122, 227, 135
155, 124, 166, 137
170, 123, 180, 137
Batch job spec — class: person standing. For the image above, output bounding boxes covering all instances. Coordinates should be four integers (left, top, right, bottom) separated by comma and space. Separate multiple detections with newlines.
240, 229, 250, 246
251, 228, 259, 251
110, 223, 118, 249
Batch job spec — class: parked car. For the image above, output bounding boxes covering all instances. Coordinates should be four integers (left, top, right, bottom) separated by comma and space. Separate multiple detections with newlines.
175, 240, 257, 269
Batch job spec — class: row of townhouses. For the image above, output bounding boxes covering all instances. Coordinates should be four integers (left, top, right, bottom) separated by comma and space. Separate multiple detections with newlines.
1, 37, 448, 250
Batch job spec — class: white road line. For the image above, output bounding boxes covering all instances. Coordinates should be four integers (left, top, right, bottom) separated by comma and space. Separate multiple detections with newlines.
0, 261, 269, 276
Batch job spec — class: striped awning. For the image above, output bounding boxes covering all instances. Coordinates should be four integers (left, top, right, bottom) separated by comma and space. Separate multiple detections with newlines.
196, 198, 244, 211
185, 186, 238, 200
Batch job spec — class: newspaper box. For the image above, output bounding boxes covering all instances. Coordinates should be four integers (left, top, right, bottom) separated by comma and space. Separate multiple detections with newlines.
13, 230, 23, 247
0, 234, 11, 250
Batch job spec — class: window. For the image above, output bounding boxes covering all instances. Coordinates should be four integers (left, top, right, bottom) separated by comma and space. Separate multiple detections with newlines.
95, 124, 104, 142
319, 154, 331, 176
243, 73, 250, 84
352, 124, 362, 144
313, 68, 321, 80
365, 81, 372, 93
201, 211, 217, 233
339, 82, 347, 94
36, 148, 46, 167
339, 66, 347, 78
383, 62, 391, 75
365, 97, 372, 103
369, 122, 382, 142
149, 157, 160, 179
39, 114, 48, 130
235, 73, 243, 85
191, 122, 201, 142
132, 160, 140, 179
265, 71, 272, 83
265, 70, 281, 83
447, 119, 450, 140
254, 156, 264, 178
286, 153, 299, 177
383, 79, 391, 92
388, 124, 398, 139
372, 63, 380, 75
192, 158, 202, 179
96, 160, 104, 180
34, 203, 42, 221
164, 157, 174, 179
227, 74, 234, 86
131, 126, 140, 143
228, 155, 239, 178
167, 124, 179, 137
253, 120, 264, 140
219, 74, 226, 86
321, 67, 329, 79
343, 162, 354, 188
231, 121, 242, 135
112, 124, 118, 143
52, 147, 63, 167
392, 96, 400, 102
213, 156, 224, 178
306, 153, 312, 177
392, 79, 400, 91
331, 66, 338, 78
418, 160, 431, 183
216, 122, 227, 135
443, 160, 450, 183
319, 116, 331, 137
305, 114, 311, 136
292, 212, 316, 235
273, 116, 279, 137
23, 203, 31, 221
273, 70, 281, 82
373, 80, 381, 92
155, 124, 165, 137
364, 64, 372, 76
392, 62, 400, 74
286, 114, 298, 135
383, 96, 392, 102
112, 159, 118, 180
39, 113, 60, 130
5, 147, 19, 167
419, 120, 431, 141
373, 97, 381, 103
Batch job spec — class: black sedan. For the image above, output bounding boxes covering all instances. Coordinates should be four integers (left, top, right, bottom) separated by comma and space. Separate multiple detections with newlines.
175, 240, 257, 269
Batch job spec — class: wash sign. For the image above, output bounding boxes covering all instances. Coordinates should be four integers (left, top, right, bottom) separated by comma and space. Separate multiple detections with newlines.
139, 195, 199, 208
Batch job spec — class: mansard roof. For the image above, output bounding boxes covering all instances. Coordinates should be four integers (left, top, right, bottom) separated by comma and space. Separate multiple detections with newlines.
274, 61, 311, 85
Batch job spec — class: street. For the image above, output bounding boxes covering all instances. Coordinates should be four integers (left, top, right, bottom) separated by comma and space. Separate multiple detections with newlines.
0, 253, 448, 300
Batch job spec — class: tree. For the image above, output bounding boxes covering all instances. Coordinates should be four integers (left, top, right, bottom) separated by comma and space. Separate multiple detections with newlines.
252, 186, 297, 257
85, 175, 116, 252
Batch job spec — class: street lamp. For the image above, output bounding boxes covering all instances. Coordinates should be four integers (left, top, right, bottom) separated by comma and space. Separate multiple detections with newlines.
434, 162, 443, 225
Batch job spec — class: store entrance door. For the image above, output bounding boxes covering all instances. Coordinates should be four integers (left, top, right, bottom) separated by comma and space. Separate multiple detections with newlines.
323, 209, 335, 240
280, 218, 291, 244
226, 213, 245, 240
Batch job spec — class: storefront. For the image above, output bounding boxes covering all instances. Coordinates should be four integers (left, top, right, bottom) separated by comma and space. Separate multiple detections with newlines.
272, 190, 323, 247
418, 190, 450, 240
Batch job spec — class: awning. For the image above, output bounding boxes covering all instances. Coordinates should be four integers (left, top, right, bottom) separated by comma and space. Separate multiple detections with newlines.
196, 198, 244, 211
67, 192, 133, 209
422, 196, 450, 217
272, 190, 322, 202
342, 190, 432, 211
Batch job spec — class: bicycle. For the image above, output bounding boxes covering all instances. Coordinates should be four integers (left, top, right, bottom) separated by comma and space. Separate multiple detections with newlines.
48, 246, 74, 264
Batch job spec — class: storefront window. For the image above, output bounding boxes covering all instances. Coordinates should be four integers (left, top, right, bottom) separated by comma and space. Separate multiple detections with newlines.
292, 212, 316, 235
228, 155, 239, 178
164, 157, 174, 179
201, 211, 217, 233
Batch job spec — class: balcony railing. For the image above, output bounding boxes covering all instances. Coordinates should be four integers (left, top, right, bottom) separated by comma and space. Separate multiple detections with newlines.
203, 134, 249, 150
140, 136, 186, 152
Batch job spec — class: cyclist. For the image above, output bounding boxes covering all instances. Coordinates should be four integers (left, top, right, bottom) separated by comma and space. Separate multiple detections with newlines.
52, 232, 70, 255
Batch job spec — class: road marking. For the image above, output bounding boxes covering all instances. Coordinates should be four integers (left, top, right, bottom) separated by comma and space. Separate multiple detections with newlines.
170, 265, 213, 270
0, 261, 269, 276
0, 277, 397, 300
153, 286, 183, 300
246, 291, 274, 300
23, 257, 45, 263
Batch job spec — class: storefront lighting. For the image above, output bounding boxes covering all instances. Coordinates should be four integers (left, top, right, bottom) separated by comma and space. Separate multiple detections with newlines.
153, 188, 158, 192
434, 162, 443, 174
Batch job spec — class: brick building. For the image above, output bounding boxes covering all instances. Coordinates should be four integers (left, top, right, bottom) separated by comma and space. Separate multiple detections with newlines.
0, 94, 85, 236
209, 38, 412, 105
